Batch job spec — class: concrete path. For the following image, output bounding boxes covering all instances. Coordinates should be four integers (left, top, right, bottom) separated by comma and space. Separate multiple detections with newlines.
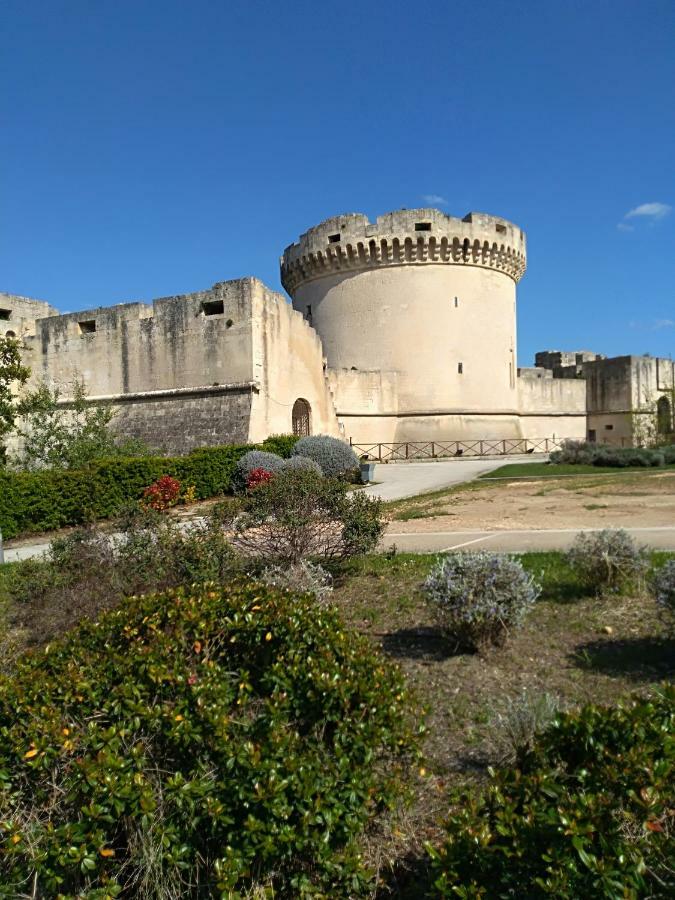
363, 454, 546, 502
382, 526, 675, 554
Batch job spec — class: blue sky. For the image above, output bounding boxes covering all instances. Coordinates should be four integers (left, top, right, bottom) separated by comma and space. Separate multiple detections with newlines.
2, 0, 674, 365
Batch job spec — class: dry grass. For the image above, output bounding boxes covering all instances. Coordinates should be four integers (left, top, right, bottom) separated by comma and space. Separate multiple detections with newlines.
331, 551, 675, 895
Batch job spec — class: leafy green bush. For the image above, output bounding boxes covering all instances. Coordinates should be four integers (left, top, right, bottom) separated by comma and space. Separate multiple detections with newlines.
292, 435, 359, 479
423, 552, 540, 651
566, 528, 649, 595
227, 468, 384, 564
0, 444, 253, 539
260, 433, 300, 458
429, 686, 675, 898
232, 449, 285, 492
0, 581, 419, 896
650, 558, 675, 632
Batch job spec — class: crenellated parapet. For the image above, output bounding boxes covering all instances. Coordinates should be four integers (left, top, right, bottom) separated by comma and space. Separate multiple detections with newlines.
280, 208, 527, 294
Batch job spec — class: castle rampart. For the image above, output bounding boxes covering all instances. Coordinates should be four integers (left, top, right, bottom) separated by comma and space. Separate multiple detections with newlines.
281, 209, 526, 294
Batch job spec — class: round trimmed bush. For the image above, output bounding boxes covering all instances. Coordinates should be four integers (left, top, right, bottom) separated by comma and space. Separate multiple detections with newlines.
232, 449, 283, 492
423, 552, 540, 651
0, 581, 419, 896
429, 687, 675, 898
279, 454, 322, 476
292, 435, 359, 479
566, 528, 649, 595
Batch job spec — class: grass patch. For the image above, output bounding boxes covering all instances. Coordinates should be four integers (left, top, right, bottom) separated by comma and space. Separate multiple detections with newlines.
330, 550, 675, 894
482, 462, 675, 478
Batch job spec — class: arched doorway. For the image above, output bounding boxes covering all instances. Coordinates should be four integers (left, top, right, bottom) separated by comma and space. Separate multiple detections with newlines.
292, 398, 311, 436
5, 330, 15, 338
657, 395, 672, 435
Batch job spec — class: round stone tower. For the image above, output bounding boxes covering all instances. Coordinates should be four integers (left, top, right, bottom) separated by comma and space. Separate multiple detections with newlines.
280, 208, 527, 442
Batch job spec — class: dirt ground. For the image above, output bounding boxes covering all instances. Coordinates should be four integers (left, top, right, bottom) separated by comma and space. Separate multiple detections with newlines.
388, 470, 675, 532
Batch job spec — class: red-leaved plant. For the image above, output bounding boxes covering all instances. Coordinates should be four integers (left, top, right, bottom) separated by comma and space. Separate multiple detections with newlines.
142, 475, 181, 511
246, 468, 274, 490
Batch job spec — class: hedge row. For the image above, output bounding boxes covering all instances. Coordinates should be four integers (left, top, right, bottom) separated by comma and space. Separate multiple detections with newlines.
551, 439, 675, 468
0, 436, 299, 539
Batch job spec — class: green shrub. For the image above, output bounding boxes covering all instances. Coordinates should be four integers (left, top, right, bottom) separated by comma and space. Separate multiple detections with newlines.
429, 686, 675, 898
0, 581, 419, 896
0, 444, 252, 539
423, 552, 540, 652
260, 433, 300, 458
292, 435, 359, 479
232, 449, 285, 492
566, 528, 649, 595
227, 468, 384, 564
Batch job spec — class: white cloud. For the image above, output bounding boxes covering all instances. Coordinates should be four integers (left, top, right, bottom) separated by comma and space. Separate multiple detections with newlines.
629, 317, 675, 331
616, 222, 634, 232
654, 318, 675, 330
624, 202, 672, 221
421, 194, 448, 206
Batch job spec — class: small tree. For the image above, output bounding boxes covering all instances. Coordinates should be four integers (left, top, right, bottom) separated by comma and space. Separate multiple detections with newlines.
14, 377, 149, 470
0, 335, 30, 461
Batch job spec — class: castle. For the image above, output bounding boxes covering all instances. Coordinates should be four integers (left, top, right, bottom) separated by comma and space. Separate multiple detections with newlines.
2, 207, 673, 455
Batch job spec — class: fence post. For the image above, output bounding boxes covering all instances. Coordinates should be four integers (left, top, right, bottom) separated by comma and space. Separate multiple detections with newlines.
378, 443, 382, 462
0, 529, 4, 566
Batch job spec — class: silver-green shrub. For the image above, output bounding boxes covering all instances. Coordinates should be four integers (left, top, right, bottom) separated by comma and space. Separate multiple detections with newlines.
279, 455, 322, 476
650, 559, 675, 632
292, 435, 359, 479
491, 688, 560, 762
423, 552, 540, 652
566, 528, 649, 595
232, 450, 284, 492
261, 560, 333, 604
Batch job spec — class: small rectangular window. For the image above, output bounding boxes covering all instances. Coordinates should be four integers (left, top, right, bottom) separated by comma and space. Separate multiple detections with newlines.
454, 297, 458, 308
495, 223, 507, 234
201, 299, 224, 316
328, 233, 341, 243
0, 309, 10, 320
588, 429, 597, 442
458, 362, 463, 374
605, 424, 614, 431
415, 222, 431, 231
78, 320, 96, 334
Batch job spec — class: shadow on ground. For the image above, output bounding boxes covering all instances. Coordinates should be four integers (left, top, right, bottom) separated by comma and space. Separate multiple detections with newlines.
380, 626, 462, 661
571, 636, 675, 681
376, 853, 434, 899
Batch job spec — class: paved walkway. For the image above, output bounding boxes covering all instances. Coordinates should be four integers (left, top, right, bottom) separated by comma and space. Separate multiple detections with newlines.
363, 454, 546, 502
382, 526, 675, 554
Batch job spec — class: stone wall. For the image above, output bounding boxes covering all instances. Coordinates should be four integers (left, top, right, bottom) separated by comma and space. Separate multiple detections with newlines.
0, 293, 58, 340
517, 367, 587, 440
14, 278, 342, 454
111, 386, 255, 455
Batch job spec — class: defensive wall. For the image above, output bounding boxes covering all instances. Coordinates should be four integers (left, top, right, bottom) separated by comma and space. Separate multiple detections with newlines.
16, 278, 340, 455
